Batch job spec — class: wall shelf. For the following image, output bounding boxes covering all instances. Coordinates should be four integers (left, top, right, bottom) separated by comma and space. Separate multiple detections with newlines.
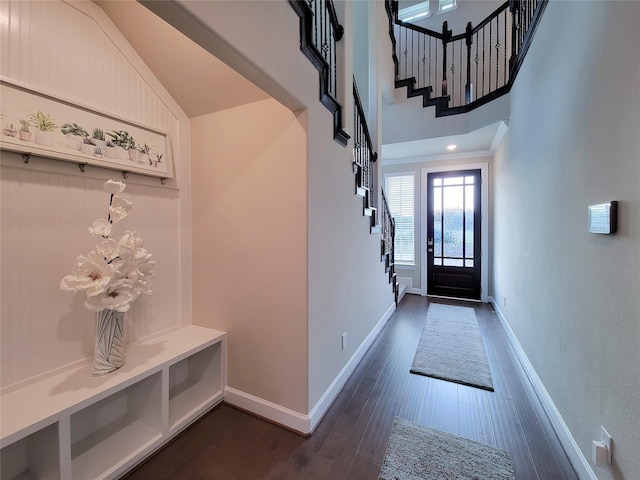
0, 325, 226, 480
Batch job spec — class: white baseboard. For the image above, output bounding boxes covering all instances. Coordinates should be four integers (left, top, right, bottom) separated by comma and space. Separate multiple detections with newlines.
407, 287, 422, 295
488, 297, 597, 480
224, 386, 311, 434
308, 301, 396, 432
224, 301, 397, 435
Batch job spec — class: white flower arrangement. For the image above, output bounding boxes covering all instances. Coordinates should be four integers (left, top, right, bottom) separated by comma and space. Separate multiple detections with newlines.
61, 180, 155, 312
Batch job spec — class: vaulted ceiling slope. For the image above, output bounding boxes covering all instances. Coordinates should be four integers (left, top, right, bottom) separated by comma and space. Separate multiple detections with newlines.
95, 0, 269, 119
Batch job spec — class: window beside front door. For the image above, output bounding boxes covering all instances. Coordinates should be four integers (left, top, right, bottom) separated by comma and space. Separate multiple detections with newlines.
385, 173, 415, 265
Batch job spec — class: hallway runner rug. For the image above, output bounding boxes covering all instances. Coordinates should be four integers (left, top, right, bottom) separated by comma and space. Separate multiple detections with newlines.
410, 303, 494, 391
378, 417, 515, 480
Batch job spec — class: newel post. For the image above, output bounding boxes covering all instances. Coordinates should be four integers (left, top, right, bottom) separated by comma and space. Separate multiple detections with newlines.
465, 21, 473, 104
392, 0, 399, 20
441, 21, 452, 97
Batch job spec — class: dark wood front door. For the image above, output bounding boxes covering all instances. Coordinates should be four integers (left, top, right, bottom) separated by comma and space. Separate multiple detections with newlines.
426, 169, 481, 299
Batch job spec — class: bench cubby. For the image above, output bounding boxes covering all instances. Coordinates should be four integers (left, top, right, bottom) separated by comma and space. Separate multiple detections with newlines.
0, 325, 226, 480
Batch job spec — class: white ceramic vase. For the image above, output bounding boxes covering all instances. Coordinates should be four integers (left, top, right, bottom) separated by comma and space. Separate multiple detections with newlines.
93, 309, 126, 375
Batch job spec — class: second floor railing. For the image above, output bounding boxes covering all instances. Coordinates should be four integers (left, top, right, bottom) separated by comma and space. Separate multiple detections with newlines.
386, 0, 548, 115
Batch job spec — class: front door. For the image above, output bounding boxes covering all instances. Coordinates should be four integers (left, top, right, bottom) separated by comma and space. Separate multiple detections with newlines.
426, 170, 481, 299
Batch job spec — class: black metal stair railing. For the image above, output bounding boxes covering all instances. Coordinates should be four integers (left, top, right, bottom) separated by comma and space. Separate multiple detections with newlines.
381, 189, 399, 304
354, 79, 397, 301
386, 0, 548, 116
290, 0, 349, 146
353, 78, 378, 224
509, 0, 546, 78
290, 2, 398, 301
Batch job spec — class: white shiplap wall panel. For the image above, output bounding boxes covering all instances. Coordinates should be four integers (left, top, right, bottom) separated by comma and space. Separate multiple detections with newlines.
2, 0, 179, 141
1, 157, 184, 387
0, 0, 189, 388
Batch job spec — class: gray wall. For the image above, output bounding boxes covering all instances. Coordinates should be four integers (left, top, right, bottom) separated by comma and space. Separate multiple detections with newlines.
492, 2, 640, 479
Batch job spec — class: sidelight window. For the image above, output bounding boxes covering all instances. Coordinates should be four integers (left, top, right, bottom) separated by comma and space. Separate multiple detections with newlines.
385, 173, 415, 265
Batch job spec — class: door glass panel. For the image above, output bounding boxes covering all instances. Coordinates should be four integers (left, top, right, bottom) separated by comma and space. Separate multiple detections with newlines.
465, 184, 474, 259
433, 178, 442, 186
434, 258, 442, 266
443, 185, 463, 258
465, 176, 475, 184
443, 176, 464, 186
444, 258, 464, 266
465, 260, 474, 267
433, 186, 442, 258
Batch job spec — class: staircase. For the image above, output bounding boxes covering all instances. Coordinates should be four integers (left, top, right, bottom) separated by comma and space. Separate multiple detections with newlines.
289, 0, 399, 303
385, 0, 548, 117
288, 0, 549, 305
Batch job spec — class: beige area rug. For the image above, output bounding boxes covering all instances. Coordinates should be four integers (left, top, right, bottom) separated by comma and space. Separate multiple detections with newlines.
379, 417, 515, 480
410, 303, 494, 391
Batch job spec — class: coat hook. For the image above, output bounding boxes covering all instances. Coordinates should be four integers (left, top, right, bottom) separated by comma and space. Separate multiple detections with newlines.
78, 163, 87, 173
22, 153, 31, 164
121, 171, 129, 179
160, 177, 167, 185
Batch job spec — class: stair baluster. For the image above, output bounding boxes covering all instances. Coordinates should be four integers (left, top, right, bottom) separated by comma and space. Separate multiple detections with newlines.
290, 2, 399, 302
289, 0, 350, 145
381, 189, 399, 304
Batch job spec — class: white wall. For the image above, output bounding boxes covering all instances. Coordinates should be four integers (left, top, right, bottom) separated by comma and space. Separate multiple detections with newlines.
492, 2, 640, 479
0, 0, 191, 388
190, 99, 309, 414
145, 0, 395, 419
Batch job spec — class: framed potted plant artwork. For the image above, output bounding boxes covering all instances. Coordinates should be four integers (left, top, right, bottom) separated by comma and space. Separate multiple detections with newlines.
0, 77, 173, 180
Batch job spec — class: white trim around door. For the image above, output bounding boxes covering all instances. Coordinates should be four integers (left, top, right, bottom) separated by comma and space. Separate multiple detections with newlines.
421, 163, 489, 302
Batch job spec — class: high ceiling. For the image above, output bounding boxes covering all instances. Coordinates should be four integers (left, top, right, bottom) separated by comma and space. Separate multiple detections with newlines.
96, 0, 503, 159
95, 0, 269, 119
381, 121, 506, 164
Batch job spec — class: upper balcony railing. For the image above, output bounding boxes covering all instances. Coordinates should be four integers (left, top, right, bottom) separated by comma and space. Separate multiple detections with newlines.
386, 0, 547, 116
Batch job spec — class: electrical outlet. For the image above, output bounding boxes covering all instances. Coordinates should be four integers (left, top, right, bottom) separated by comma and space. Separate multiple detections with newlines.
342, 332, 347, 350
601, 426, 612, 465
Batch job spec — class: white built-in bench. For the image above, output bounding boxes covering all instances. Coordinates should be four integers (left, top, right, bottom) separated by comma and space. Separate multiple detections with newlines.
0, 325, 226, 480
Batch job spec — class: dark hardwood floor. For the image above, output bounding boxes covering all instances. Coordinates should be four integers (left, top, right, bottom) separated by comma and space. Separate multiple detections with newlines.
123, 295, 578, 480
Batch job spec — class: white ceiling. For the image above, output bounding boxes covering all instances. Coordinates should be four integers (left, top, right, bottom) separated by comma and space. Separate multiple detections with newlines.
95, 0, 269, 119
97, 0, 503, 159
382, 121, 506, 165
